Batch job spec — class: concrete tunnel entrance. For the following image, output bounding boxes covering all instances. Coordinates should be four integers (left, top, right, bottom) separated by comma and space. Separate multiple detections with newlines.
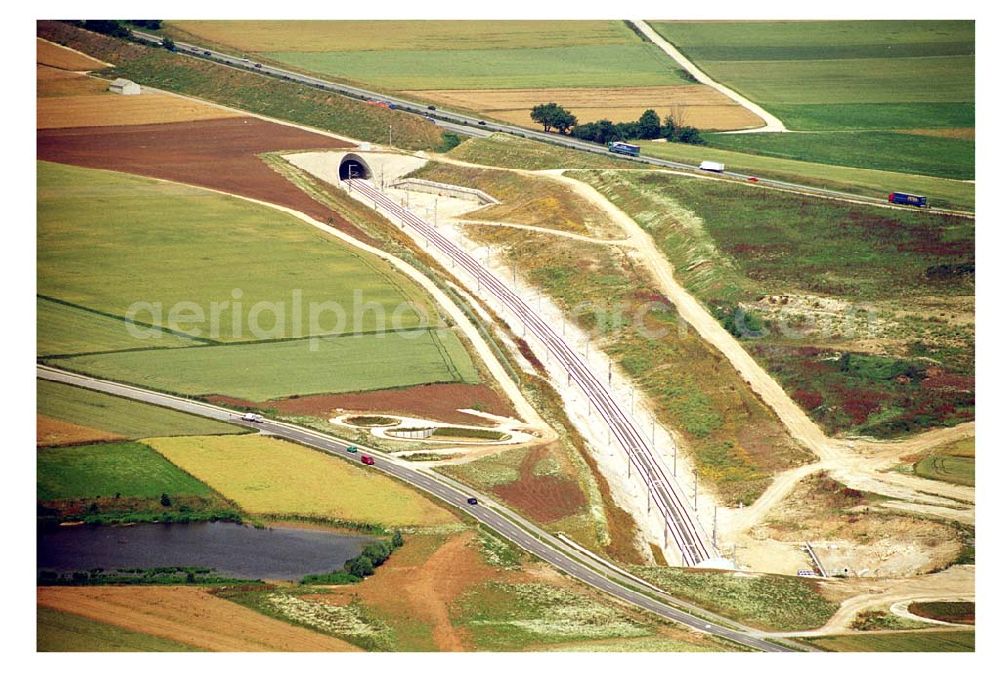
339, 153, 372, 181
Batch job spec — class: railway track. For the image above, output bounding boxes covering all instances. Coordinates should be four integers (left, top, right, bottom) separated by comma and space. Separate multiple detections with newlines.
347, 178, 716, 566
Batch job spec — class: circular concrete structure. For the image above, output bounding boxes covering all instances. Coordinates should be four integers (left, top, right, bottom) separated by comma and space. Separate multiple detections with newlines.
338, 152, 372, 181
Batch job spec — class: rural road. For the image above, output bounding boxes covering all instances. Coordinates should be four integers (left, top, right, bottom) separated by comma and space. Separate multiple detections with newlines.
629, 20, 787, 133
36, 364, 799, 653
129, 30, 971, 219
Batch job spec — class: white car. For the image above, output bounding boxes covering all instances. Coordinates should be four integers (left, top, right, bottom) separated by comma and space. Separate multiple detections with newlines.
241, 412, 264, 423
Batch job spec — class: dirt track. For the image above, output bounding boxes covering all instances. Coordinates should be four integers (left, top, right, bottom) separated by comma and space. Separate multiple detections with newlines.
38, 586, 360, 651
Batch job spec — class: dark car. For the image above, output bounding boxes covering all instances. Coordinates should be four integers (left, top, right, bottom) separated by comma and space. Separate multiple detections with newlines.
427, 105, 436, 110
203, 50, 211, 56
467, 497, 479, 505
254, 63, 262, 68
477, 120, 487, 126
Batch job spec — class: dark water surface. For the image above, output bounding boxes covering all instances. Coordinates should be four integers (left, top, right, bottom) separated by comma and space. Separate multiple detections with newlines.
37, 522, 374, 580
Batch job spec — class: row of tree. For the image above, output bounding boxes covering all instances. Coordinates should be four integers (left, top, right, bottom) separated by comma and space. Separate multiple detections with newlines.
530, 102, 705, 145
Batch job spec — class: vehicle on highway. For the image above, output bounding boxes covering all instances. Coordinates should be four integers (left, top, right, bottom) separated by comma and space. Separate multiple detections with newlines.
346, 445, 359, 453
427, 105, 436, 110
467, 497, 479, 505
478, 120, 487, 126
240, 412, 263, 423
747, 176, 759, 183
699, 161, 725, 173
360, 454, 375, 465
202, 50, 211, 56
608, 141, 640, 157
254, 63, 262, 68
889, 192, 928, 207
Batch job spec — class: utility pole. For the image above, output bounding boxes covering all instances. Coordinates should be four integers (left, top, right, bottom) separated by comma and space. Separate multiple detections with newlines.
388, 124, 392, 147
607, 361, 612, 386
713, 505, 718, 549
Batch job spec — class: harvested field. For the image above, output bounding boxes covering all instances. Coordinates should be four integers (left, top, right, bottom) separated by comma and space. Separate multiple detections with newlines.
492, 445, 587, 523
39, 91, 244, 129
36, 414, 121, 447
407, 85, 762, 131
902, 127, 975, 140
37, 65, 107, 96
36, 117, 365, 241
168, 20, 638, 53
37, 586, 359, 652
209, 382, 517, 427
148, 434, 458, 527
37, 37, 107, 71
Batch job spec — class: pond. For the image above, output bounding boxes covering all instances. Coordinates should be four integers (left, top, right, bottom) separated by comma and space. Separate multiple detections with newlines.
37, 521, 375, 580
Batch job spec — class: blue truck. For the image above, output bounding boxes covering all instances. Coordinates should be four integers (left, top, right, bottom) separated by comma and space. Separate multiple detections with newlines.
889, 192, 928, 208
608, 141, 640, 157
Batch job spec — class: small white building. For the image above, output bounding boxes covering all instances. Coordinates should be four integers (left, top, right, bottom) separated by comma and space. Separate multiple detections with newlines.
108, 78, 141, 96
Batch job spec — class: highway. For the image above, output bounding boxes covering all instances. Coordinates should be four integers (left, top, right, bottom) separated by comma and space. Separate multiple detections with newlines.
37, 364, 797, 652
347, 178, 715, 567
132, 30, 972, 218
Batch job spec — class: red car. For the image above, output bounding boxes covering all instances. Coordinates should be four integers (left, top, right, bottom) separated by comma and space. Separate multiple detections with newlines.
361, 454, 375, 466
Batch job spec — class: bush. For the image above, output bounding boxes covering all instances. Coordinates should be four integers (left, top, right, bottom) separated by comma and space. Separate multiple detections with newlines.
346, 555, 374, 578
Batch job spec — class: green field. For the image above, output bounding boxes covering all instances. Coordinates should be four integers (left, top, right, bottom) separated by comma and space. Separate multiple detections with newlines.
264, 44, 686, 91
53, 329, 477, 402
39, 161, 480, 400
706, 130, 974, 180
807, 630, 974, 652
38, 296, 203, 357
630, 141, 975, 212
38, 162, 434, 344
38, 379, 241, 439
631, 566, 838, 632
650, 21, 974, 176
37, 607, 198, 652
37, 441, 216, 501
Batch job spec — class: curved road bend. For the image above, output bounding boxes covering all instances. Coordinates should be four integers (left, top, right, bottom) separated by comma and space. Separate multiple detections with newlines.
130, 30, 972, 219
347, 179, 715, 567
36, 365, 796, 652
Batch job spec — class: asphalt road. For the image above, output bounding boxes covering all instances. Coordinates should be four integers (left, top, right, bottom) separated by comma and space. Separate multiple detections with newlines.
131, 30, 971, 218
37, 364, 797, 652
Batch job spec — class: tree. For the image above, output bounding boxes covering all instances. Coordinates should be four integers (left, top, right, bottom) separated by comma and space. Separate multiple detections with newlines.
160, 493, 172, 507
346, 555, 374, 578
530, 102, 576, 134
660, 115, 678, 141
391, 530, 404, 549
636, 109, 661, 140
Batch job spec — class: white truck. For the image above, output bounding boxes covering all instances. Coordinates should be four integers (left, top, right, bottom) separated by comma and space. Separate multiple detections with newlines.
240, 412, 264, 423
699, 160, 725, 173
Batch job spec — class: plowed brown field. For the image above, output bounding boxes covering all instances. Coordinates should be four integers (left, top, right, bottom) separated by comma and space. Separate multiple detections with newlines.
403, 85, 763, 131
37, 586, 360, 652
493, 444, 587, 522
36, 414, 122, 447
36, 118, 366, 240
208, 382, 517, 426
37, 37, 108, 71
